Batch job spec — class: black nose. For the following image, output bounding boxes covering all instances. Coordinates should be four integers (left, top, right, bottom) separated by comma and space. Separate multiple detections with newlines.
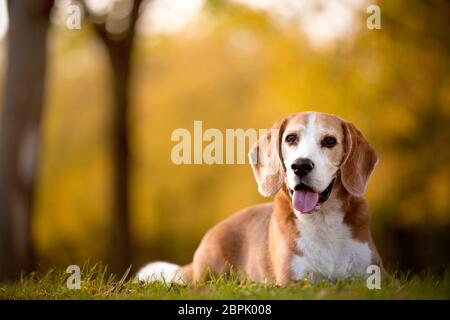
291, 158, 314, 177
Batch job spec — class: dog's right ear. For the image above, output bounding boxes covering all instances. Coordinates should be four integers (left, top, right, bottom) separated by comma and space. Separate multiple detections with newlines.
248, 117, 287, 197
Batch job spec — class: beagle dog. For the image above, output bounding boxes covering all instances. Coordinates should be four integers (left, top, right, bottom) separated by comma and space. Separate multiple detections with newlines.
137, 112, 384, 285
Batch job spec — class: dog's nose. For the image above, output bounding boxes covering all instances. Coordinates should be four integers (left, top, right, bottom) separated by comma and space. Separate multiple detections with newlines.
291, 158, 314, 177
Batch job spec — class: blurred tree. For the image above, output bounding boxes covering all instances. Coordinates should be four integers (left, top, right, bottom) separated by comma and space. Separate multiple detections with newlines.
0, 0, 54, 281
3, 0, 446, 276
84, 0, 143, 275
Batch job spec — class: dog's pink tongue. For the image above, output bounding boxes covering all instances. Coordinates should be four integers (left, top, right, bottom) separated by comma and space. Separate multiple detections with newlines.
292, 189, 319, 213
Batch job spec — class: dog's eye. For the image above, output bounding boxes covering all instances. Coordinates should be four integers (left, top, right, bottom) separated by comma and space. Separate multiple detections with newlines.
285, 134, 298, 145
322, 136, 337, 148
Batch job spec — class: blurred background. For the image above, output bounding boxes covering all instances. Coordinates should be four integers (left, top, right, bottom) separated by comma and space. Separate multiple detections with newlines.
0, 0, 449, 281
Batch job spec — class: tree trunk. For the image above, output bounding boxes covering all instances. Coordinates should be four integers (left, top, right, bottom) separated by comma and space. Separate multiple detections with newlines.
89, 0, 142, 275
107, 39, 134, 276
0, 0, 53, 282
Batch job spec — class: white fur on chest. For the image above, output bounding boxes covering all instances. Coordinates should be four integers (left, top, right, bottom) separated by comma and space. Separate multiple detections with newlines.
291, 200, 372, 281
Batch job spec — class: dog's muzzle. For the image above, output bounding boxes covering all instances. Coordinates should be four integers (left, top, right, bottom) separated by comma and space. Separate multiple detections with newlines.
288, 179, 335, 214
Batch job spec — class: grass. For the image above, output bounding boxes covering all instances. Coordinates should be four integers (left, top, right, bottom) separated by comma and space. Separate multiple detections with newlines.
1, 264, 449, 300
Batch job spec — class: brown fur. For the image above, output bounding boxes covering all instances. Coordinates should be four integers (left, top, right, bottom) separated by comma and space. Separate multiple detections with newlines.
177, 112, 384, 284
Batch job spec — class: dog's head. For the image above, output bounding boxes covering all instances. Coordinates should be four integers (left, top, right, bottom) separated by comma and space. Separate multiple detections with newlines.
249, 112, 378, 214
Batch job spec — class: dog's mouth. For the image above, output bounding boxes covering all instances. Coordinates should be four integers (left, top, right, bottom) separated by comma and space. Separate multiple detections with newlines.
288, 179, 335, 214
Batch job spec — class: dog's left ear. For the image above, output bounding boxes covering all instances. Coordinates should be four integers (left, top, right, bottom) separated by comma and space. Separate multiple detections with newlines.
248, 117, 287, 197
340, 121, 378, 197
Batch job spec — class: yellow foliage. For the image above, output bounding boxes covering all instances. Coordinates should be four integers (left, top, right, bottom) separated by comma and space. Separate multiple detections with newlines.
15, 2, 449, 267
